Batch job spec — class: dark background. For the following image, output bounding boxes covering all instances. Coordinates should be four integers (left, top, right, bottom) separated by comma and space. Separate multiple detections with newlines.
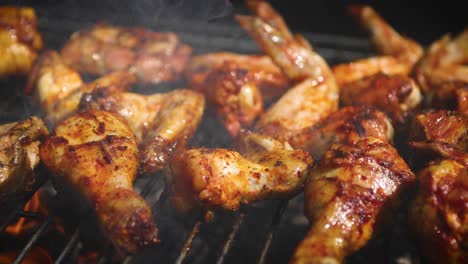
4, 0, 466, 46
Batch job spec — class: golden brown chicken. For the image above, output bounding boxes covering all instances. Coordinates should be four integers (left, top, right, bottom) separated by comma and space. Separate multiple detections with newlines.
290, 106, 394, 160
186, 52, 290, 136
60, 22, 192, 84
340, 73, 422, 126
291, 137, 415, 264
414, 29, 468, 94
25, 51, 135, 124
0, 116, 48, 204
236, 1, 339, 144
408, 159, 467, 264
0, 6, 43, 78
168, 131, 313, 212
80, 88, 205, 175
332, 5, 423, 88
40, 110, 158, 254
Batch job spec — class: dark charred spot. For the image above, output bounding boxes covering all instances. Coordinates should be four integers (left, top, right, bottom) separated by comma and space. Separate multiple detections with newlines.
274, 160, 283, 167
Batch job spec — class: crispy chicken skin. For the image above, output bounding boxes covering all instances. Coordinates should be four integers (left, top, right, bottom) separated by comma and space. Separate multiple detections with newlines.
290, 106, 394, 160
26, 51, 136, 124
186, 52, 291, 136
0, 116, 48, 204
236, 1, 339, 143
408, 159, 467, 264
39, 110, 158, 254
424, 81, 468, 115
80, 88, 205, 175
61, 22, 192, 84
0, 6, 43, 78
414, 29, 468, 94
409, 110, 467, 152
340, 73, 422, 126
291, 137, 415, 264
348, 5, 423, 67
168, 131, 313, 212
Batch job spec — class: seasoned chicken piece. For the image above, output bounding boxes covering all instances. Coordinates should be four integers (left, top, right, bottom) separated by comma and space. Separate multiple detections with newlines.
40, 110, 158, 255
424, 81, 468, 115
236, 2, 339, 143
0, 117, 48, 204
26, 51, 135, 124
409, 110, 467, 151
348, 5, 423, 67
291, 137, 415, 264
168, 131, 313, 212
61, 22, 192, 84
290, 106, 394, 160
80, 88, 205, 175
0, 6, 43, 78
414, 29, 468, 93
408, 159, 467, 264
340, 73, 422, 126
186, 52, 291, 136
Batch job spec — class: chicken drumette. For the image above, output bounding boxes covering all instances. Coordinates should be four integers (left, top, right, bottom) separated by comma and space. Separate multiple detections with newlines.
40, 110, 158, 255
61, 22, 192, 84
0, 6, 43, 78
291, 137, 415, 264
0, 116, 48, 204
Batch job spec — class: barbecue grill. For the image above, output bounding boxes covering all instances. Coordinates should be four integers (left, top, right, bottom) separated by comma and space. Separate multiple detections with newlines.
1, 1, 459, 263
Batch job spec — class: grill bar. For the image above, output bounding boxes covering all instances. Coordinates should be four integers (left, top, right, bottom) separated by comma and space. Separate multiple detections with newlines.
215, 212, 245, 264
257, 201, 289, 264
55, 228, 80, 264
175, 220, 202, 264
12, 217, 50, 264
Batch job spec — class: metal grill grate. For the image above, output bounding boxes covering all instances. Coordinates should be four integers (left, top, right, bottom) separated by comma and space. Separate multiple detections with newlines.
0, 7, 406, 264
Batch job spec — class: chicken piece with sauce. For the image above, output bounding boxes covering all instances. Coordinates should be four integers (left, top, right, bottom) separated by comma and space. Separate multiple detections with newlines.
40, 110, 158, 255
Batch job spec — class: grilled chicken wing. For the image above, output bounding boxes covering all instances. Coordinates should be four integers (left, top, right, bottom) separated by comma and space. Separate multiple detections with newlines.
425, 81, 468, 115
168, 131, 312, 212
0, 6, 43, 78
0, 116, 48, 204
414, 29, 468, 94
26, 51, 135, 124
291, 137, 415, 264
348, 5, 423, 67
61, 22, 192, 84
186, 52, 290, 136
39, 110, 158, 254
332, 5, 423, 88
408, 159, 467, 264
340, 73, 422, 126
290, 106, 394, 160
236, 1, 339, 143
80, 88, 205, 175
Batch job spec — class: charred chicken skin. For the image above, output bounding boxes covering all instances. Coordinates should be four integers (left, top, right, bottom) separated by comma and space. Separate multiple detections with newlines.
186, 52, 290, 136
0, 6, 43, 78
408, 159, 467, 264
236, 1, 339, 144
80, 88, 205, 175
0, 116, 48, 204
26, 51, 135, 124
290, 106, 394, 160
61, 22, 192, 84
340, 73, 422, 126
40, 110, 158, 254
168, 131, 313, 212
291, 137, 415, 264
